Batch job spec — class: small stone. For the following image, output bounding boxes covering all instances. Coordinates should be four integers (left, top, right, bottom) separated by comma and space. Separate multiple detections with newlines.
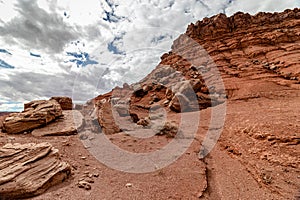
125, 183, 132, 188
79, 134, 88, 140
267, 136, 276, 141
269, 64, 277, 70
89, 136, 95, 140
137, 118, 150, 127
165, 88, 173, 100
152, 95, 160, 102
163, 100, 170, 106
85, 178, 94, 183
252, 59, 260, 65
78, 181, 91, 190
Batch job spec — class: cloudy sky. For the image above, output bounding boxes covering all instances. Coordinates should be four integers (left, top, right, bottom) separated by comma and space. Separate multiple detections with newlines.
0, 0, 299, 111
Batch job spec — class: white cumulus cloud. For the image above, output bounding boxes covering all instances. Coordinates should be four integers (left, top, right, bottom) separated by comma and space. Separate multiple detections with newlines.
0, 0, 299, 111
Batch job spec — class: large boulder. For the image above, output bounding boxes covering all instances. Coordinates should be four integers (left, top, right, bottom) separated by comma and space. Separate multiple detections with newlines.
3, 99, 63, 134
153, 66, 176, 80
171, 80, 195, 98
0, 142, 71, 199
98, 101, 121, 135
32, 110, 84, 136
114, 104, 129, 117
0, 113, 9, 131
50, 96, 73, 110
169, 93, 191, 112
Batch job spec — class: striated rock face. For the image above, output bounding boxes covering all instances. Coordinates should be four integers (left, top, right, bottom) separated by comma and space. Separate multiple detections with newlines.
31, 110, 84, 136
3, 100, 63, 134
50, 96, 73, 110
24, 97, 72, 111
186, 9, 300, 40
179, 8, 300, 83
0, 142, 71, 199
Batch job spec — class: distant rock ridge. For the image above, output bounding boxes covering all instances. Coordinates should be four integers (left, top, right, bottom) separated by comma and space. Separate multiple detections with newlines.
162, 8, 300, 82
185, 8, 300, 41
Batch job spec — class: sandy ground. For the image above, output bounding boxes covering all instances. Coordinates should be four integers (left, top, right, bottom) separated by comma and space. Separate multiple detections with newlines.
0, 77, 299, 199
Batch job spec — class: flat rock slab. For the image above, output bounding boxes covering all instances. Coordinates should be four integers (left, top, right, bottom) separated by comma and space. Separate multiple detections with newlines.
32, 110, 84, 136
0, 142, 71, 199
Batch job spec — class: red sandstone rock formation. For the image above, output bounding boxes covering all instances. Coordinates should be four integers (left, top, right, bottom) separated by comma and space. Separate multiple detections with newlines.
0, 142, 71, 199
95, 8, 300, 133
3, 99, 63, 134
90, 9, 300, 199
50, 96, 73, 110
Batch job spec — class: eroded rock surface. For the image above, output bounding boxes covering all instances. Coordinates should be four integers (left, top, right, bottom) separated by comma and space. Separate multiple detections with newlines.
0, 142, 71, 199
3, 100, 63, 134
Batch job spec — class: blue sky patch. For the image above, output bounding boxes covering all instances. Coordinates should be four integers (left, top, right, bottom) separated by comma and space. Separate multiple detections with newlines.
67, 52, 98, 67
30, 52, 41, 57
151, 34, 172, 44
103, 11, 120, 23
0, 49, 12, 55
0, 101, 23, 112
0, 59, 15, 69
108, 36, 125, 55
102, 0, 124, 23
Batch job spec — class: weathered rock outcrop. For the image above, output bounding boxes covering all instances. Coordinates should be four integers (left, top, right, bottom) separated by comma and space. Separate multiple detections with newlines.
0, 142, 71, 199
32, 110, 84, 136
3, 100, 63, 134
24, 97, 72, 110
50, 96, 73, 110
167, 8, 300, 84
